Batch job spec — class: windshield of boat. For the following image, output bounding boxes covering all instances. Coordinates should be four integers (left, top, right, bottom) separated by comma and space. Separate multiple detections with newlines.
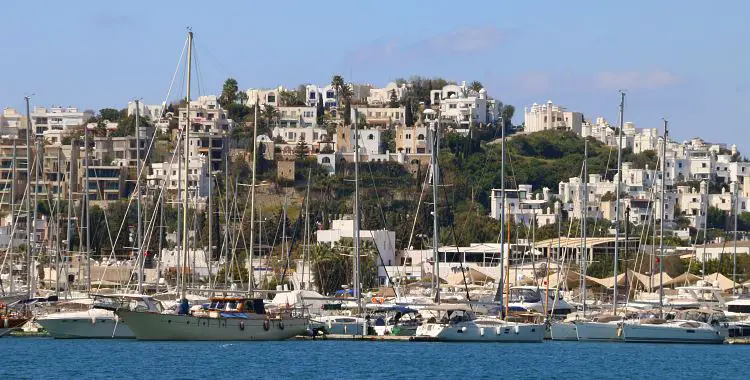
509, 288, 541, 303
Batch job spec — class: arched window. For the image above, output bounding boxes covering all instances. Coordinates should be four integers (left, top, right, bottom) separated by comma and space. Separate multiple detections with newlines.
417, 134, 425, 140
322, 157, 331, 164
368, 134, 374, 140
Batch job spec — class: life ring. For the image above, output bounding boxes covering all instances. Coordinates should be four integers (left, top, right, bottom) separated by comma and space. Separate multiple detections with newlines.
278, 321, 285, 330
239, 321, 245, 331
263, 319, 270, 331
371, 297, 384, 304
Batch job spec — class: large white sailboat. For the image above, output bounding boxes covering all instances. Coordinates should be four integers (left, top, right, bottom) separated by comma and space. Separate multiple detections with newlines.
621, 309, 726, 344
415, 305, 544, 342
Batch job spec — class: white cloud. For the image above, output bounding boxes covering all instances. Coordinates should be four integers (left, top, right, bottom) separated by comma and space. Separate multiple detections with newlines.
344, 26, 507, 66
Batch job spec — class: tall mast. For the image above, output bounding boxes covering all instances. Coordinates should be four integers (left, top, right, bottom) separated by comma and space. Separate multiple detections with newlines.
701, 181, 708, 277
181, 29, 193, 301
55, 148, 62, 297
84, 119, 90, 294
353, 108, 362, 309
176, 132, 182, 294
157, 188, 164, 293
65, 141, 74, 300
613, 90, 625, 314
659, 119, 667, 316
223, 133, 230, 289
733, 180, 738, 292
303, 171, 311, 289
430, 109, 441, 304
135, 99, 143, 293
581, 139, 588, 316
248, 96, 259, 291
494, 117, 506, 304
207, 133, 212, 288
10, 139, 16, 296
24, 96, 32, 299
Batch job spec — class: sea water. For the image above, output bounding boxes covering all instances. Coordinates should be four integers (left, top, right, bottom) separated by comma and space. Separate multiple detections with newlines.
1, 338, 746, 379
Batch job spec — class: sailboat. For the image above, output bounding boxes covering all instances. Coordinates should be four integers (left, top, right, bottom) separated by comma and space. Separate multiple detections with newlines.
415, 112, 544, 342
620, 121, 727, 344
118, 30, 307, 341
574, 93, 627, 342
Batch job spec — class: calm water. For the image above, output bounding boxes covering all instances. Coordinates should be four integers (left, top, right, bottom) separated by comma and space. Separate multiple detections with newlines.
1, 338, 747, 379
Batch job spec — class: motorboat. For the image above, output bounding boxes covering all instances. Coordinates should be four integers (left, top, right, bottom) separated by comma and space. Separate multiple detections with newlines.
507, 286, 574, 317
311, 315, 367, 336
415, 305, 544, 342
621, 310, 726, 344
36, 296, 136, 339
371, 305, 420, 336
1, 301, 30, 337
115, 296, 308, 341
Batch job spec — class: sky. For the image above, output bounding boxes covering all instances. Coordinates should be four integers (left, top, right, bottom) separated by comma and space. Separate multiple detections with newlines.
2, 1, 748, 150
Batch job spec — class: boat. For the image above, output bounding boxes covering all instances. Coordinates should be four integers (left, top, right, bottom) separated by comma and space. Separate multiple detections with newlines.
507, 286, 574, 317
416, 305, 544, 342
116, 295, 308, 341
312, 315, 367, 335
371, 305, 420, 336
1, 302, 30, 337
574, 315, 624, 342
621, 310, 726, 344
36, 295, 138, 339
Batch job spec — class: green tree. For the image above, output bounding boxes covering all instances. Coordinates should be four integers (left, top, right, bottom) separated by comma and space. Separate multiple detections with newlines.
388, 89, 399, 108
470, 81, 483, 92
261, 104, 279, 130
218, 78, 240, 108
294, 135, 308, 159
331, 74, 345, 108
99, 108, 122, 122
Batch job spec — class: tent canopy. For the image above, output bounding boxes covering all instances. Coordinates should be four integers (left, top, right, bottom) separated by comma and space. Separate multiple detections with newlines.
704, 273, 738, 291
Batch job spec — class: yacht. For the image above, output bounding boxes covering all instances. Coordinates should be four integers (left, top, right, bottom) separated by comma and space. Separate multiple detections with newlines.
1, 302, 30, 337
115, 296, 308, 341
507, 286, 574, 317
574, 315, 624, 342
371, 305, 420, 336
36, 296, 138, 339
621, 310, 726, 344
311, 315, 367, 335
416, 305, 544, 342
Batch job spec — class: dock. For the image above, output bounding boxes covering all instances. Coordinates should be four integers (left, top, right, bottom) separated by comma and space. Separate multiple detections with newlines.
296, 334, 438, 342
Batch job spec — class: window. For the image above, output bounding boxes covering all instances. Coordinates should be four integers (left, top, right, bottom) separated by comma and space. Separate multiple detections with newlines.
321, 157, 331, 164
702, 163, 707, 168
309, 92, 316, 100
406, 134, 411, 139
267, 94, 276, 103
417, 134, 425, 140
368, 134, 374, 140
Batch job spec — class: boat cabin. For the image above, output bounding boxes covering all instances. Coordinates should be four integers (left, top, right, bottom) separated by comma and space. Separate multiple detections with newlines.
92, 294, 163, 313
204, 297, 265, 318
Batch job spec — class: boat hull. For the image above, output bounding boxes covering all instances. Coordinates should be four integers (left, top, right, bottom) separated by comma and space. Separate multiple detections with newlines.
575, 321, 622, 342
117, 310, 308, 341
622, 322, 724, 344
550, 322, 578, 341
418, 322, 544, 342
37, 311, 134, 339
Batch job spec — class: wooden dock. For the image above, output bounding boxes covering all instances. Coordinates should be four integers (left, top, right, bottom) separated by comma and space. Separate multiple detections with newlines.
295, 334, 437, 342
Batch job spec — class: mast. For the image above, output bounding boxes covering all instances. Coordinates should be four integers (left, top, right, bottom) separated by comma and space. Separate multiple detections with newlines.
494, 116, 506, 304
24, 96, 32, 299
181, 29, 193, 302
659, 119, 667, 316
733, 180, 738, 292
10, 139, 16, 296
613, 90, 625, 314
353, 108, 362, 309
65, 141, 74, 300
135, 99, 143, 293
207, 133, 212, 288
156, 188, 164, 293
581, 139, 588, 316
248, 96, 259, 291
701, 181, 708, 277
303, 171, 311, 289
429, 109, 440, 304
84, 123, 90, 294
176, 132, 182, 294
55, 148, 62, 297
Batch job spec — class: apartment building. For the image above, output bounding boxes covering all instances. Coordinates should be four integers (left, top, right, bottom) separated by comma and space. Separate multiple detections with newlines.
30, 106, 92, 137
524, 101, 583, 134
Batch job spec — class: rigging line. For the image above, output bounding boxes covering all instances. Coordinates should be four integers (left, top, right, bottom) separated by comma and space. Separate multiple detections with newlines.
363, 160, 398, 286
159, 36, 189, 116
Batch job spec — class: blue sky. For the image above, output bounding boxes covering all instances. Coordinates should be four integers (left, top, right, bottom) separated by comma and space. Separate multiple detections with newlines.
2, 1, 748, 149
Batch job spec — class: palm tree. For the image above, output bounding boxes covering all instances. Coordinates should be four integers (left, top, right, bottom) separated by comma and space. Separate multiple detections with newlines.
331, 75, 345, 109
261, 104, 279, 129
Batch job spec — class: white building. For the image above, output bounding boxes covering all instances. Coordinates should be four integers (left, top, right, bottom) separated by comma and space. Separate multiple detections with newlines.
277, 106, 317, 128
489, 185, 557, 226
316, 218, 396, 285
245, 87, 283, 107
127, 101, 163, 120
147, 154, 210, 199
523, 101, 583, 134
367, 82, 407, 106
30, 106, 92, 137
430, 82, 498, 127
179, 95, 233, 134
357, 107, 406, 127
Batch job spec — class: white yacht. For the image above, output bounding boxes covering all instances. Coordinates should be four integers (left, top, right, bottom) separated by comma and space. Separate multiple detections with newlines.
416, 305, 544, 342
574, 315, 624, 342
116, 296, 308, 341
311, 315, 367, 335
36, 296, 139, 339
507, 286, 574, 317
621, 310, 726, 344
